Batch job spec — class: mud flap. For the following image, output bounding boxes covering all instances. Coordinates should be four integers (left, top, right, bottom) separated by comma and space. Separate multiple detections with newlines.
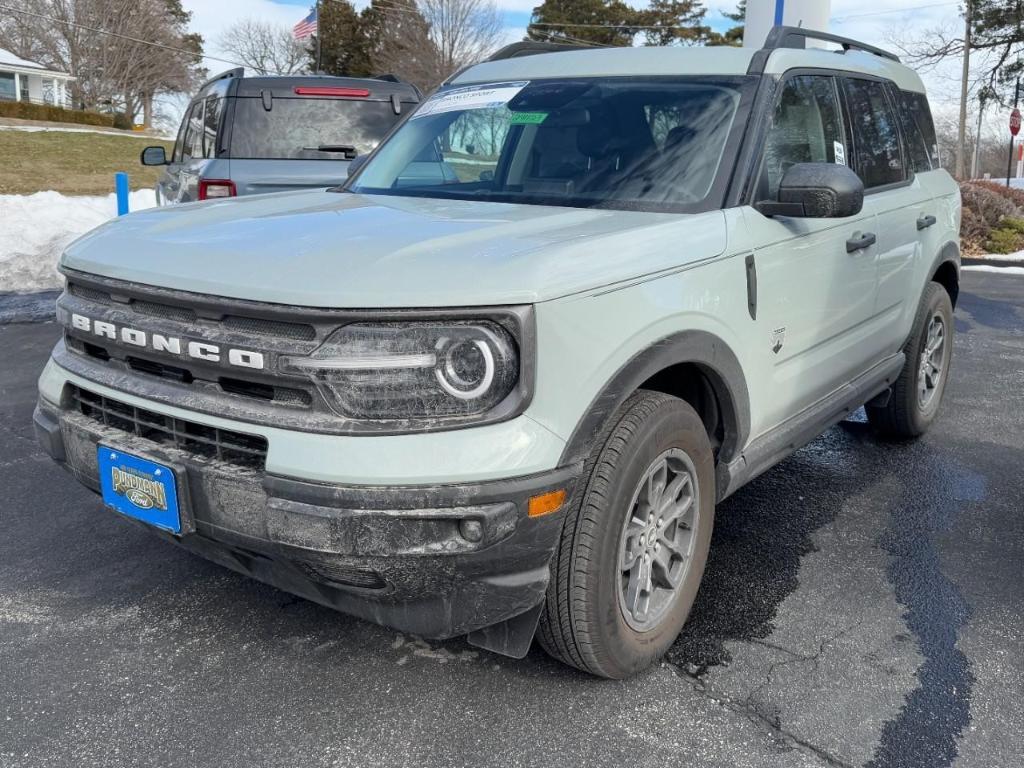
466, 602, 544, 659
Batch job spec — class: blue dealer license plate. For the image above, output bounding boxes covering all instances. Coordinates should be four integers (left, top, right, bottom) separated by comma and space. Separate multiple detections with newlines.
97, 446, 181, 534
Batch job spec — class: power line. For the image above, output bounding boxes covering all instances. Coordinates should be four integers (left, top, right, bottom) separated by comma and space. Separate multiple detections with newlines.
0, 3, 249, 69
832, 2, 959, 23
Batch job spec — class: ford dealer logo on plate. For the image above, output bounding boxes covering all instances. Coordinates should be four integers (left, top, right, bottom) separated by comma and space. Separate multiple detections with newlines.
98, 447, 181, 533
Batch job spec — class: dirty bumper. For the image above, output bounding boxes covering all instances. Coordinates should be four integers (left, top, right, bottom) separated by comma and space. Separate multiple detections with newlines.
33, 399, 579, 658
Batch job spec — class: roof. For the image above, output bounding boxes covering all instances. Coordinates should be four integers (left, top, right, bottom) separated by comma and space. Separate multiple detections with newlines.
451, 41, 926, 94
0, 47, 73, 78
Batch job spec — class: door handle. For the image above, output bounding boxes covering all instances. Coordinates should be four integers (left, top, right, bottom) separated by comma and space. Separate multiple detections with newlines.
846, 231, 877, 253
917, 214, 937, 230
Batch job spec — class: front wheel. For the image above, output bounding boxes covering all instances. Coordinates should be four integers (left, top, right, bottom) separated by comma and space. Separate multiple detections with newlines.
537, 391, 715, 678
867, 281, 954, 439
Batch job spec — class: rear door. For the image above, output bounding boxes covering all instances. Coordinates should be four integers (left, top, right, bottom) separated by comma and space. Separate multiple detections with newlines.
744, 72, 881, 432
841, 76, 932, 353
225, 91, 404, 196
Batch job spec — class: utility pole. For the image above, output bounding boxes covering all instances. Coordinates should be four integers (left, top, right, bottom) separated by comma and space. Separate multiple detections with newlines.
1007, 79, 1021, 187
315, 0, 323, 74
971, 91, 985, 179
956, 0, 973, 179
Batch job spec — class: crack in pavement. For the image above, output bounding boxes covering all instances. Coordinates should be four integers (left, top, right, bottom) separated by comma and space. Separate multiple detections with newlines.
662, 622, 867, 768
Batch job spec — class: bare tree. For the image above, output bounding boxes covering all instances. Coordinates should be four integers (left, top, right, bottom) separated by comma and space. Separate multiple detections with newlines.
218, 18, 308, 76
417, 0, 505, 80
0, 0, 203, 125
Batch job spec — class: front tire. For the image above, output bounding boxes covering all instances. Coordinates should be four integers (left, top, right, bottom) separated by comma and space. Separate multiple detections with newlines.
867, 282, 954, 439
537, 391, 715, 678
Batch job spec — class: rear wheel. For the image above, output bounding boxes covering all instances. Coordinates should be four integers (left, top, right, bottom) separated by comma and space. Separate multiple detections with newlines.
537, 391, 715, 678
867, 282, 954, 438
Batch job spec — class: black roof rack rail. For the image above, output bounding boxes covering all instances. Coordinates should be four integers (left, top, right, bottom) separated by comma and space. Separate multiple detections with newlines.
762, 25, 900, 63
486, 41, 600, 62
199, 67, 244, 91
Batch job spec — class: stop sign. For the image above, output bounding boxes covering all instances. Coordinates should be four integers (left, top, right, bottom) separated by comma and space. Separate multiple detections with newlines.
1011, 108, 1022, 136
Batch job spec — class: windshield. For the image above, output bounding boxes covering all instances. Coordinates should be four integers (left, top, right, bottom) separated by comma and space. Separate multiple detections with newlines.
229, 97, 401, 160
346, 77, 751, 211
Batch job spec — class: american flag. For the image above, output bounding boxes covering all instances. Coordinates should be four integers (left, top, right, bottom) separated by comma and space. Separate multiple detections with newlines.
293, 8, 318, 40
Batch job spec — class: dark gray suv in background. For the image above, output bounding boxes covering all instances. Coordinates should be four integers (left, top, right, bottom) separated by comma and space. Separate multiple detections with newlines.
141, 69, 420, 205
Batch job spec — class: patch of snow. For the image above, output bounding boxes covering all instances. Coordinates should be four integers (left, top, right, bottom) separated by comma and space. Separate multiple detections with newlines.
962, 265, 1024, 275
0, 190, 156, 293
975, 251, 1024, 262
0, 124, 169, 139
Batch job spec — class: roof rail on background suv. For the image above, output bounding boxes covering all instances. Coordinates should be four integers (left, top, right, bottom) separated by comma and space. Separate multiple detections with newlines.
486, 41, 600, 62
762, 25, 900, 63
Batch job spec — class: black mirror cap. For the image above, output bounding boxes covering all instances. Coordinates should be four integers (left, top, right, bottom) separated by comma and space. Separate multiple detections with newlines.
757, 163, 864, 219
140, 146, 168, 166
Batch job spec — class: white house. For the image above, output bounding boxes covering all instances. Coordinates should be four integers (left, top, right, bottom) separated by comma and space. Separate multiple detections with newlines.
0, 48, 74, 109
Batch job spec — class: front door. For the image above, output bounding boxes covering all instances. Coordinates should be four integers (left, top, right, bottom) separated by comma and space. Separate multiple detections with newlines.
743, 73, 881, 434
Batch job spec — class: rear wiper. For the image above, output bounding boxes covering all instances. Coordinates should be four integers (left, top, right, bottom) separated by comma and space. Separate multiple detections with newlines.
303, 144, 357, 158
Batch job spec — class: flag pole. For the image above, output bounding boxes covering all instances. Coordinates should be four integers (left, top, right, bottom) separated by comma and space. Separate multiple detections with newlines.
315, 0, 322, 74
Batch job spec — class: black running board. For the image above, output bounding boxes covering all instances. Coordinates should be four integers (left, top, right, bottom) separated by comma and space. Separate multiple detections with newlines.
716, 353, 905, 500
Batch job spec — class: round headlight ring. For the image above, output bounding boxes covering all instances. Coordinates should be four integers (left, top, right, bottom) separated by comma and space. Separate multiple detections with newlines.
435, 337, 496, 400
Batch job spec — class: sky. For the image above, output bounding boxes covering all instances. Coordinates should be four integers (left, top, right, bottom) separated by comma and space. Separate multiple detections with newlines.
177, 0, 1002, 133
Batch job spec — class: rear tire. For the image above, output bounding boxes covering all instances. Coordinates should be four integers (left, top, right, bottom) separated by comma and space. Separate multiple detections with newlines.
867, 282, 954, 439
537, 390, 715, 679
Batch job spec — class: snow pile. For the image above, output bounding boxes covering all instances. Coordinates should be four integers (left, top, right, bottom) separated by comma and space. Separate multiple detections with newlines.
0, 125, 168, 139
0, 189, 155, 293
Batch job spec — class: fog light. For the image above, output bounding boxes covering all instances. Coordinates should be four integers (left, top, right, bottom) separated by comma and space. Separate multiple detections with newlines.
459, 519, 484, 542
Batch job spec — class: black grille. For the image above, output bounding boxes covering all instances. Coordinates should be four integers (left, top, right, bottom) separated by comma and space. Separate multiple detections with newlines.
294, 561, 387, 590
223, 315, 316, 341
70, 386, 268, 469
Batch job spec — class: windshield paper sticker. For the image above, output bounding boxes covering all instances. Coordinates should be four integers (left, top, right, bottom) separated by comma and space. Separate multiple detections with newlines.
412, 82, 529, 120
834, 141, 846, 166
510, 111, 548, 125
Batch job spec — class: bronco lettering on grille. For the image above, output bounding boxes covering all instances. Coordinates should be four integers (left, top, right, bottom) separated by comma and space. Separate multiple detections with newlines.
69, 313, 266, 370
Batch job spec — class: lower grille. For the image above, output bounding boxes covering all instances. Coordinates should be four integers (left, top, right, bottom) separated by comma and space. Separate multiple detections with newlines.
70, 386, 268, 469
294, 560, 387, 590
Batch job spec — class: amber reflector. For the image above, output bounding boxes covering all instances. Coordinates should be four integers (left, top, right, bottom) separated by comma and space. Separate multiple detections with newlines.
528, 489, 566, 518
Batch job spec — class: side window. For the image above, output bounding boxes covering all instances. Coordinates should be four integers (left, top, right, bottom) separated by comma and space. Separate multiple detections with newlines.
895, 88, 931, 173
758, 75, 845, 200
902, 90, 939, 170
181, 100, 204, 163
842, 78, 906, 188
171, 105, 190, 163
202, 96, 223, 159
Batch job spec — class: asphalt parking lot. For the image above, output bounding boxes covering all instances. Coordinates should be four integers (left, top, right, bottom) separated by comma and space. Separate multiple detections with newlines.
0, 270, 1021, 768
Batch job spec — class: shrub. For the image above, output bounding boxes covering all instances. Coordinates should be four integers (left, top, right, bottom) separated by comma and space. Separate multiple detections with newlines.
984, 216, 1024, 254
0, 100, 115, 128
111, 111, 133, 130
959, 181, 1024, 254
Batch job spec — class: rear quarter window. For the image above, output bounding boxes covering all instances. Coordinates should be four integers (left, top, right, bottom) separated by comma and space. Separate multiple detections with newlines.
228, 97, 402, 159
899, 90, 940, 171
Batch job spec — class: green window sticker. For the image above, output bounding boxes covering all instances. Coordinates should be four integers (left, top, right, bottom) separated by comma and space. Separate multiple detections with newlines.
510, 111, 548, 125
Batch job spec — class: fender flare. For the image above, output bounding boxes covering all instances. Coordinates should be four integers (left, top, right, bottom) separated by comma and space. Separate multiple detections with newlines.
928, 240, 961, 305
558, 330, 751, 468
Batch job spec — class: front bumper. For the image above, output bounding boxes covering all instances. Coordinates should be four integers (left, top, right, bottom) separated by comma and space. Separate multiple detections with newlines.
34, 394, 580, 657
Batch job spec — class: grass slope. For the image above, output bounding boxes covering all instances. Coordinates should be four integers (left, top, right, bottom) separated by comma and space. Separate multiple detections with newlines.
0, 130, 173, 195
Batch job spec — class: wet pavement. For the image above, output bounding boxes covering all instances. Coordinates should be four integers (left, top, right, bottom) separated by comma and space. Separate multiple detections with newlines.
0, 270, 1021, 768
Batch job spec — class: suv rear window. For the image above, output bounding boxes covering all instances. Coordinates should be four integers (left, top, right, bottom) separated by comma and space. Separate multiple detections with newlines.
228, 98, 400, 159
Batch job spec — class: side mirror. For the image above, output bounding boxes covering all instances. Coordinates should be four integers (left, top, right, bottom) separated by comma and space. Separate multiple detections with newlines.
756, 163, 864, 219
140, 146, 167, 166
347, 154, 369, 177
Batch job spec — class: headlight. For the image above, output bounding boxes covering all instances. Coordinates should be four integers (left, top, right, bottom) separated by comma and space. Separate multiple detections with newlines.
280, 321, 521, 422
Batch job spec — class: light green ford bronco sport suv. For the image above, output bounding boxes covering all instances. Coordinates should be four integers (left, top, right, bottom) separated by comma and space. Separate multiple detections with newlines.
35, 27, 959, 678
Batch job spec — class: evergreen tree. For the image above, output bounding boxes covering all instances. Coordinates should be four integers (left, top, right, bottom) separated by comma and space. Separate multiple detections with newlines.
314, 0, 373, 77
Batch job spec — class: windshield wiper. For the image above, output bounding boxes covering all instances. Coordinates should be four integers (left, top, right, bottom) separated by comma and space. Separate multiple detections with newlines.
303, 144, 357, 158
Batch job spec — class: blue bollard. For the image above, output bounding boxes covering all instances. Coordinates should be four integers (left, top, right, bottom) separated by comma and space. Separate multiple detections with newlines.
115, 172, 129, 216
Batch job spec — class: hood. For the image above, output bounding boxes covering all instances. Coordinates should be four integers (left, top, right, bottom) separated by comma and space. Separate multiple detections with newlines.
62, 190, 728, 307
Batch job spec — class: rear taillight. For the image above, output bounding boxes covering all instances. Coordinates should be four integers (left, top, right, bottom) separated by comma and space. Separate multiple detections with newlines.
293, 86, 370, 97
198, 179, 236, 200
